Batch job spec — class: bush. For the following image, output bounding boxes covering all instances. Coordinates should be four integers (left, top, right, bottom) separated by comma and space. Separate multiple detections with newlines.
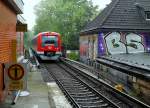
68, 52, 79, 61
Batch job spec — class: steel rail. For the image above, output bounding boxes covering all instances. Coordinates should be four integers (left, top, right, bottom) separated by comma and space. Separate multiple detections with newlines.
44, 64, 80, 108
44, 63, 119, 108
57, 63, 120, 108
63, 58, 150, 108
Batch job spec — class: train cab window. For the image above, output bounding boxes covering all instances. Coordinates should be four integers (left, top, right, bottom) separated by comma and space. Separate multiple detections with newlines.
42, 36, 58, 47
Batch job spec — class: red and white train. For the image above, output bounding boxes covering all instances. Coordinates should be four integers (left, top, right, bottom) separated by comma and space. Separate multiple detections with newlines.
31, 32, 62, 60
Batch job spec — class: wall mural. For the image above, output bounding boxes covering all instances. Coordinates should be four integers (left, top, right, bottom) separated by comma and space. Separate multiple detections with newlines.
104, 32, 144, 55
93, 38, 98, 59
89, 36, 98, 59
80, 32, 149, 61
143, 33, 150, 52
105, 32, 126, 54
126, 33, 144, 53
98, 33, 106, 56
89, 39, 93, 58
80, 37, 89, 57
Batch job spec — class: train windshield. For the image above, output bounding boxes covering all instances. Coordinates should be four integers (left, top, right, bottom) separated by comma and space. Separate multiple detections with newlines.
42, 36, 58, 47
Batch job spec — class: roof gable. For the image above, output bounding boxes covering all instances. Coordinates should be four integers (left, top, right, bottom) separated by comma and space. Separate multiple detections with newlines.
81, 0, 150, 35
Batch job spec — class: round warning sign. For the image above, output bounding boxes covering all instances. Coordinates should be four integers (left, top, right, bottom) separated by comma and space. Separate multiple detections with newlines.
8, 64, 24, 80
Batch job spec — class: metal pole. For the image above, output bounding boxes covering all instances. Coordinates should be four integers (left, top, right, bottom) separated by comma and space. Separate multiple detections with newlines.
11, 90, 21, 105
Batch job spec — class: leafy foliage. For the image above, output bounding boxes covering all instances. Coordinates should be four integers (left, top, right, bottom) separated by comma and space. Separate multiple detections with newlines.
34, 0, 98, 50
68, 51, 79, 61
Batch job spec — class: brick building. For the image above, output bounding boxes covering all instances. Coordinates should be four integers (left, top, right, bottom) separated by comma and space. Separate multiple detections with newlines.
17, 15, 26, 61
0, 0, 26, 102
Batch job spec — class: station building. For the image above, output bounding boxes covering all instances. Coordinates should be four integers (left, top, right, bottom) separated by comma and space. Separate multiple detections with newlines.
80, 0, 150, 103
0, 0, 27, 102
80, 0, 150, 61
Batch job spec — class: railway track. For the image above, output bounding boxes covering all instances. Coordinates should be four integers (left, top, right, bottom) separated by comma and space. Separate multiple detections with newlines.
41, 62, 149, 108
44, 63, 119, 108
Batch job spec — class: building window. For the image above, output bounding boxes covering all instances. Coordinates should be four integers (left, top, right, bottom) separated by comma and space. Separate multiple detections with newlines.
145, 11, 150, 20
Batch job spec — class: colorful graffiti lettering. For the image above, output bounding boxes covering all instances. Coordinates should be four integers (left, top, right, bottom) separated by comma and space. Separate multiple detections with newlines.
104, 32, 145, 55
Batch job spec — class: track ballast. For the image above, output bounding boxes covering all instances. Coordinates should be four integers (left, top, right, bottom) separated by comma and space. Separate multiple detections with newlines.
40, 62, 149, 108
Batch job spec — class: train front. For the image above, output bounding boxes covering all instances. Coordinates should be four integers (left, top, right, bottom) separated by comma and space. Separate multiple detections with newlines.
37, 32, 62, 60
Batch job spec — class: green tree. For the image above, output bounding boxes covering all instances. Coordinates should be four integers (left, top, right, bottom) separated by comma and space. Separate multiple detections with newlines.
34, 0, 98, 50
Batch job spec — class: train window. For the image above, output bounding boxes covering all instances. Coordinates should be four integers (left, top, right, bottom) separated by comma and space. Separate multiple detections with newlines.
42, 35, 58, 47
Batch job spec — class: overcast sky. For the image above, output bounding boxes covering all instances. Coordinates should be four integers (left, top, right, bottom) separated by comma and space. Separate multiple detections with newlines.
22, 0, 111, 30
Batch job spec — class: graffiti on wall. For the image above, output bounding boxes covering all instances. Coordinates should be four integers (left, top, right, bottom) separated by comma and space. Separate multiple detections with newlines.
105, 32, 126, 54
142, 33, 150, 52
126, 33, 144, 53
103, 32, 145, 55
80, 37, 89, 57
80, 32, 150, 61
98, 33, 106, 56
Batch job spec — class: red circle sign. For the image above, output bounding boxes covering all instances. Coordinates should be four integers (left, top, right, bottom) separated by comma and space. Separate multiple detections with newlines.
8, 64, 24, 80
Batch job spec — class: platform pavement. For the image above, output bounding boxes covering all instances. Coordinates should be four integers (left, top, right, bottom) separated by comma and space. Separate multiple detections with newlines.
0, 69, 50, 108
0, 67, 72, 108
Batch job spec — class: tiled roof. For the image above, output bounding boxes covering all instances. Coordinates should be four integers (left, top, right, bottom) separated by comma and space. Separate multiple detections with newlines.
81, 0, 150, 35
